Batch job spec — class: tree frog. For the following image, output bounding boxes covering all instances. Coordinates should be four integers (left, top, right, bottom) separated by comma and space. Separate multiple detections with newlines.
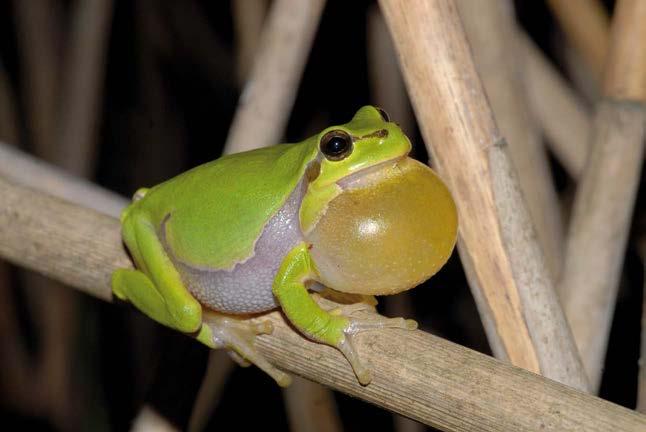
112, 106, 458, 386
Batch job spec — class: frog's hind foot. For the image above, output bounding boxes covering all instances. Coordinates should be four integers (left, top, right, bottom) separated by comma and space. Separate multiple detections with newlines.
338, 314, 417, 385
198, 311, 292, 387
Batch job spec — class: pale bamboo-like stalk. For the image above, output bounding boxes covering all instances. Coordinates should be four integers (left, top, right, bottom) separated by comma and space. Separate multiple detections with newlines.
187, 351, 235, 432
378, 0, 588, 391
366, 6, 413, 136
283, 377, 342, 432
13, 0, 61, 157
0, 65, 18, 145
131, 406, 180, 432
223, 0, 326, 153
520, 33, 591, 180
232, 0, 268, 83
559, 0, 646, 392
0, 143, 126, 217
546, 0, 610, 82
57, 0, 113, 177
0, 174, 644, 431
457, 0, 564, 280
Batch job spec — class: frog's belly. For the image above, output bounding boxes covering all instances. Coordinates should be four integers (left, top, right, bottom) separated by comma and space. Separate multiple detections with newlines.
173, 180, 305, 314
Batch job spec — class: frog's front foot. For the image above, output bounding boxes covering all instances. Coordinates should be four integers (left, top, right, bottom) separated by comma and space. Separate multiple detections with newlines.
336, 313, 417, 385
198, 311, 292, 387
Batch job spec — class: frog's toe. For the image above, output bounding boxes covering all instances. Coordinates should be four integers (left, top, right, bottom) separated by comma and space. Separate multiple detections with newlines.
201, 312, 290, 387
249, 320, 274, 335
337, 335, 372, 385
338, 314, 418, 385
346, 316, 418, 333
227, 350, 252, 368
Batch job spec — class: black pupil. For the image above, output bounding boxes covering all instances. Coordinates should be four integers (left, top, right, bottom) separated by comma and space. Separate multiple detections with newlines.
325, 136, 348, 155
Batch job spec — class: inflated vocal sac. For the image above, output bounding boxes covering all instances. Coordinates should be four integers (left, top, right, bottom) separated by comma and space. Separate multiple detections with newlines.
306, 157, 458, 295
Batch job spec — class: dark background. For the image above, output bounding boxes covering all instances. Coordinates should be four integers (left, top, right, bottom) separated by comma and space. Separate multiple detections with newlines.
0, 0, 642, 431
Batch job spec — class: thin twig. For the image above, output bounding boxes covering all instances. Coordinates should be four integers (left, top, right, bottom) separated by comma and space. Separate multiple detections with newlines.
0, 174, 643, 431
559, 0, 646, 392
378, 0, 588, 391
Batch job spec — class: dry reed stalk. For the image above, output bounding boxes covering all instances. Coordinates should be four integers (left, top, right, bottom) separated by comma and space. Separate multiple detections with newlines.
559, 0, 646, 392
57, 0, 113, 177
0, 66, 18, 145
187, 351, 235, 432
366, 6, 414, 136
520, 33, 591, 180
131, 406, 180, 432
378, 0, 588, 391
223, 0, 326, 153
232, 0, 269, 83
283, 377, 343, 432
546, 0, 610, 82
457, 0, 564, 280
0, 174, 644, 431
0, 143, 126, 217
13, 0, 61, 157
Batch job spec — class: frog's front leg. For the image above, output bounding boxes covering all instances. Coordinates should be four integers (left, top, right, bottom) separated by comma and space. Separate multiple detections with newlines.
273, 243, 417, 385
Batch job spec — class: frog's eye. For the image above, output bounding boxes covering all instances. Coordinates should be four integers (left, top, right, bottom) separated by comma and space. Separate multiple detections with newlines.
320, 130, 353, 161
375, 107, 390, 122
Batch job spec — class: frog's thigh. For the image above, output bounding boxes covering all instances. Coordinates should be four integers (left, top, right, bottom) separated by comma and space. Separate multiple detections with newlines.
112, 213, 201, 333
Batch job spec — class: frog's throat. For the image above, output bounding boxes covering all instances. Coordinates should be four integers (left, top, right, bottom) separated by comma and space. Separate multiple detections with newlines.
299, 157, 403, 235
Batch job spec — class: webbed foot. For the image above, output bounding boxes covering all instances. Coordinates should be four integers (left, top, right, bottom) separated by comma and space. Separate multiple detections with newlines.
197, 311, 291, 387
337, 313, 417, 385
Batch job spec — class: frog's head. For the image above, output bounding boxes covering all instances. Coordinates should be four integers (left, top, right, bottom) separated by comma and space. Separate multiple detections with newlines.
300, 105, 411, 232
313, 105, 412, 188
301, 106, 458, 296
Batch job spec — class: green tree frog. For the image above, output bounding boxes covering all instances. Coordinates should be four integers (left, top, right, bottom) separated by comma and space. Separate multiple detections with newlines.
112, 106, 458, 386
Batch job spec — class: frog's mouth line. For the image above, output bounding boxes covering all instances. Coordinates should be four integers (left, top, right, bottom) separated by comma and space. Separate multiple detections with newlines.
336, 155, 408, 190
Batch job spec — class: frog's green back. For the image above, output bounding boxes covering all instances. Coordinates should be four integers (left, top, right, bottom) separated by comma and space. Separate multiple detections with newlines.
133, 140, 318, 270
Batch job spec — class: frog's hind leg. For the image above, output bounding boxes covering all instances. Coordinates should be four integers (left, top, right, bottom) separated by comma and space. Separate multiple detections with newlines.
196, 311, 292, 387
112, 213, 202, 333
